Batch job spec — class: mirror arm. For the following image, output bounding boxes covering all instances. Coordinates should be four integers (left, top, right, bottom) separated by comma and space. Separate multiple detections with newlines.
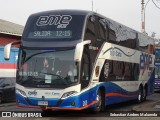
74, 40, 91, 62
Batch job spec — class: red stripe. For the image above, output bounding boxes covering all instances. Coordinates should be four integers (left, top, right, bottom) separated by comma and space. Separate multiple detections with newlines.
16, 100, 97, 111
16, 104, 41, 109
0, 63, 17, 69
105, 93, 135, 98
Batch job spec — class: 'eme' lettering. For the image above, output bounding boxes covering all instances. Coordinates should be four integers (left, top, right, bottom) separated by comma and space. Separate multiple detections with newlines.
36, 15, 72, 28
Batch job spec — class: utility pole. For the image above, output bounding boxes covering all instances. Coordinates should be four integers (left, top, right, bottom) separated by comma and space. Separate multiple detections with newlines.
92, 0, 93, 11
141, 0, 145, 33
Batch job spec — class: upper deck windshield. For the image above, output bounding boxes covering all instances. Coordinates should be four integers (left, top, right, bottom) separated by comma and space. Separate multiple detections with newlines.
22, 14, 85, 41
17, 48, 78, 88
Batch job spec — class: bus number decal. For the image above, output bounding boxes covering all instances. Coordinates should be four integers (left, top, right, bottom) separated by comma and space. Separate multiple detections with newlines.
36, 15, 72, 28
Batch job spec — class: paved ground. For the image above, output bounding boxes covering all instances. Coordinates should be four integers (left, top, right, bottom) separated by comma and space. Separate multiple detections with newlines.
0, 92, 160, 119
133, 92, 160, 112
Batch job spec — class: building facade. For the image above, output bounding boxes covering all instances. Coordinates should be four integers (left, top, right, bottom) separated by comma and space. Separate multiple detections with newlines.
0, 19, 24, 77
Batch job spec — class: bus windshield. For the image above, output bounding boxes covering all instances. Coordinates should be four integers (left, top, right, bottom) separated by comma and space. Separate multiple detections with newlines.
17, 48, 78, 88
22, 15, 85, 41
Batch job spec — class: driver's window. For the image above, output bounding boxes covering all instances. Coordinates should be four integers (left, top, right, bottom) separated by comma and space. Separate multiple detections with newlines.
81, 46, 90, 89
82, 63, 89, 81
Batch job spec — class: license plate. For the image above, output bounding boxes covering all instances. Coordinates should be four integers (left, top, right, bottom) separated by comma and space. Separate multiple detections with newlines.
38, 101, 48, 106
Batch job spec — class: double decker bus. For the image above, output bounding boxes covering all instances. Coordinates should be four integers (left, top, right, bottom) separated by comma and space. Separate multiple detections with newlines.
4, 10, 155, 112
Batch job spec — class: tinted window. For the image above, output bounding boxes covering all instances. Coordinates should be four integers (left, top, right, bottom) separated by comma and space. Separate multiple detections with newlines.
81, 46, 90, 89
84, 16, 97, 45
17, 48, 78, 88
97, 17, 106, 40
101, 60, 139, 81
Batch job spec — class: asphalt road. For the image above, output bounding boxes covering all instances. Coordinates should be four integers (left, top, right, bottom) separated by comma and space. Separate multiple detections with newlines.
0, 92, 160, 120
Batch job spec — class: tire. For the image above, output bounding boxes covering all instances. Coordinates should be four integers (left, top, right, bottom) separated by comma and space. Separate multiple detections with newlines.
92, 90, 105, 113
137, 87, 143, 103
143, 86, 147, 101
0, 94, 2, 104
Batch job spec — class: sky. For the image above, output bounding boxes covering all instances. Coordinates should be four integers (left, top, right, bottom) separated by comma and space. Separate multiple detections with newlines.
0, 0, 160, 38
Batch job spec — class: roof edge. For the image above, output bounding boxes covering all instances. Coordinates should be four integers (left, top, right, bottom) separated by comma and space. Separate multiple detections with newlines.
0, 31, 22, 36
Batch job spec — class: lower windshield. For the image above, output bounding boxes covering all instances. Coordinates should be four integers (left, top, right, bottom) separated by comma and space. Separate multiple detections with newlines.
17, 48, 78, 88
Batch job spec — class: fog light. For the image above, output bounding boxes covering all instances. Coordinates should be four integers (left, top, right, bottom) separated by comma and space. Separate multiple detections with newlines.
71, 102, 75, 106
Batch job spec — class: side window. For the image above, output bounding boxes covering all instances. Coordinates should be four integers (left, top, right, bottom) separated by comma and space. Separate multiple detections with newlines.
101, 60, 140, 81
82, 63, 90, 81
106, 20, 117, 43
108, 29, 117, 44
113, 61, 124, 78
95, 16, 107, 49
123, 62, 131, 80
81, 46, 90, 89
84, 16, 97, 45
97, 17, 106, 40
132, 63, 140, 81
148, 44, 154, 54
101, 60, 116, 81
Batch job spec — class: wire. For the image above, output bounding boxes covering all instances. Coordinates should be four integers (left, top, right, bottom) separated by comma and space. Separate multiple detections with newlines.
152, 0, 160, 10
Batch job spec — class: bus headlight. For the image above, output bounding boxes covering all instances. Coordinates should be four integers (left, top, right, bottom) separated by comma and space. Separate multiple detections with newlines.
61, 91, 77, 99
16, 89, 27, 98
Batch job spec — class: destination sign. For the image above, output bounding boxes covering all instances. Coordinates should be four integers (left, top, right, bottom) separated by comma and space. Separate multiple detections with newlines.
28, 30, 72, 39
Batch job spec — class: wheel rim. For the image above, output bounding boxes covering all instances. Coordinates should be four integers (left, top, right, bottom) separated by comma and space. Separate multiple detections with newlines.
138, 88, 142, 102
138, 93, 141, 101
96, 91, 102, 111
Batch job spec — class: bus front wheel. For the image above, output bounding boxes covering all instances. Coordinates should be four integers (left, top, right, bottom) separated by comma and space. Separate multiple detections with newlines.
93, 90, 105, 112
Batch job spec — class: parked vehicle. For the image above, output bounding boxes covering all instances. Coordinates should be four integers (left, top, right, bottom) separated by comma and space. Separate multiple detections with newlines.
0, 47, 18, 103
0, 78, 16, 103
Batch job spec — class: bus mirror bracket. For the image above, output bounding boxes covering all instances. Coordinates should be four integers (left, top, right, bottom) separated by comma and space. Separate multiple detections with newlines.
74, 40, 91, 62
4, 41, 20, 60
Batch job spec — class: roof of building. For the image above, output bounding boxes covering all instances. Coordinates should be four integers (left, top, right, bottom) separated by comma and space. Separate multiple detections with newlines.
0, 19, 24, 36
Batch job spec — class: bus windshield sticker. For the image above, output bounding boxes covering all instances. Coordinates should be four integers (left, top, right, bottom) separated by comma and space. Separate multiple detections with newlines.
45, 75, 52, 83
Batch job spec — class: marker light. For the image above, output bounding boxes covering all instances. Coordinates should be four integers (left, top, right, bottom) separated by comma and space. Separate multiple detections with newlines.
16, 89, 27, 98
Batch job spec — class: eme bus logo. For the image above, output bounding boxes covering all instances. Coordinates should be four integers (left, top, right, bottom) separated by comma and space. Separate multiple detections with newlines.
36, 15, 72, 28
28, 90, 37, 96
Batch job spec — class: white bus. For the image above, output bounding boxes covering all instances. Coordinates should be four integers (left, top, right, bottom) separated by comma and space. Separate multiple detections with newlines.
4, 10, 155, 112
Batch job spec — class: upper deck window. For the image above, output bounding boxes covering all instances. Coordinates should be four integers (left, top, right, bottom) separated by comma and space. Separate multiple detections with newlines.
22, 15, 85, 41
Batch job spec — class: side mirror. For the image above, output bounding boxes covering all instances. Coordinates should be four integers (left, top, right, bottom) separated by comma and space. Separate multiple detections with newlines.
4, 42, 20, 60
74, 40, 91, 62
